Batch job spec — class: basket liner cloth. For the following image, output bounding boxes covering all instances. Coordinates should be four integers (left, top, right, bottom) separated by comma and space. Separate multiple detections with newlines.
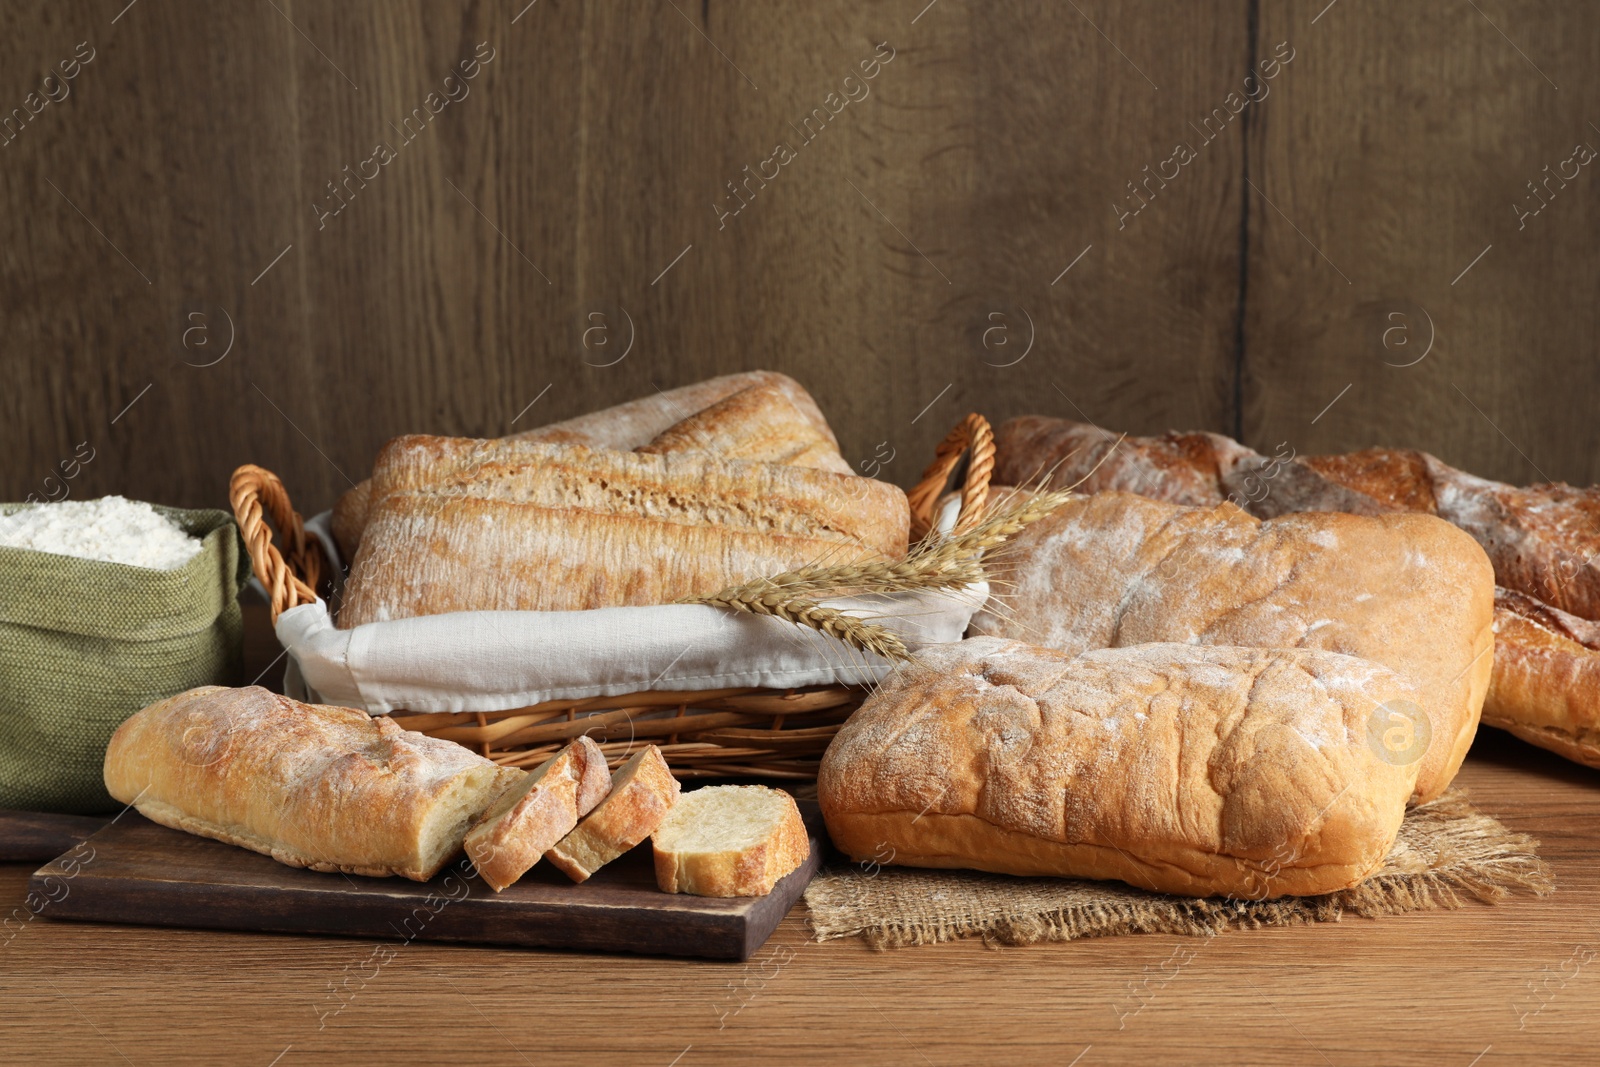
278, 581, 990, 715
0, 506, 249, 813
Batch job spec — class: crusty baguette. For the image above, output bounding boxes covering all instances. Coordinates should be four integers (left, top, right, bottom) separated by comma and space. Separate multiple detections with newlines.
969, 491, 1495, 804
991, 415, 1255, 506
463, 737, 612, 892
652, 785, 809, 897
339, 442, 908, 626
507, 370, 839, 451
103, 686, 523, 881
819, 639, 1424, 899
330, 371, 841, 555
546, 746, 680, 883
636, 382, 853, 475
1483, 587, 1600, 768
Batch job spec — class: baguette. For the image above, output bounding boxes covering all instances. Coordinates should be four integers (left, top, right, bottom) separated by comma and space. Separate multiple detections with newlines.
330, 371, 841, 556
463, 737, 612, 891
1484, 587, 1600, 768
652, 785, 809, 897
969, 491, 1495, 803
820, 639, 1424, 899
103, 686, 522, 881
340, 442, 908, 626
546, 746, 680, 883
636, 382, 853, 474
991, 415, 1253, 506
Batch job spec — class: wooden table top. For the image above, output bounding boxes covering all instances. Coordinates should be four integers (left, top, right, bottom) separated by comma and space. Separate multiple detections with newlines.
1, 729, 1593, 1066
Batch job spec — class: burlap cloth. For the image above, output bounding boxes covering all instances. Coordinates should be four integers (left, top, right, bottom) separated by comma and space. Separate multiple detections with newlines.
803, 789, 1552, 948
0, 505, 248, 813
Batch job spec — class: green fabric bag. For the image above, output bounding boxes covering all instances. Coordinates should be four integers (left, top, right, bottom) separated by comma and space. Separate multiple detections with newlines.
0, 505, 250, 814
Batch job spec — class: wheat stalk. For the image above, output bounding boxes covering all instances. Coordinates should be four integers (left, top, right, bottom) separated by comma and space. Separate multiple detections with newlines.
684, 486, 1075, 660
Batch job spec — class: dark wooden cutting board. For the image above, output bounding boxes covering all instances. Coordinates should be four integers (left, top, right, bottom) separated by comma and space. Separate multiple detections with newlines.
28, 812, 821, 960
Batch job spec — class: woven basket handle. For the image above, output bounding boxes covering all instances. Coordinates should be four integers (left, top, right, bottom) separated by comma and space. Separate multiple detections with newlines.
907, 413, 994, 543
229, 465, 325, 625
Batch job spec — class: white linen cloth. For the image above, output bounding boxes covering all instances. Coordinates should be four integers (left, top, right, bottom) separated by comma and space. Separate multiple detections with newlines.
279, 506, 986, 714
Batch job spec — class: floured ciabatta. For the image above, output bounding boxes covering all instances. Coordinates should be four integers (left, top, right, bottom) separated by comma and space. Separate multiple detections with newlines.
818, 639, 1425, 899
968, 492, 1495, 803
338, 436, 908, 626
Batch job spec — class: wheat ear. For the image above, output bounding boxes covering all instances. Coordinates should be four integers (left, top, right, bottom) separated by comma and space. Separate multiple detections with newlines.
684, 486, 1075, 660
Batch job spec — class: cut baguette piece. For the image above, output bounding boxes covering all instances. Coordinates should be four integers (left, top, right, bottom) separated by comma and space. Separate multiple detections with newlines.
463, 736, 612, 892
546, 746, 680, 883
102, 686, 523, 882
652, 785, 809, 897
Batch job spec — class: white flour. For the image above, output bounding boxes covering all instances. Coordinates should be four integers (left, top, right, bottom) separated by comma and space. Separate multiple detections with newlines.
0, 496, 202, 570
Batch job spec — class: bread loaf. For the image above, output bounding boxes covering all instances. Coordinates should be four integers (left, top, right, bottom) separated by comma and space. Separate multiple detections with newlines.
339, 441, 908, 626
969, 491, 1495, 803
1484, 588, 1600, 769
637, 382, 853, 474
652, 785, 809, 897
546, 746, 681, 883
992, 415, 1600, 773
991, 415, 1250, 506
819, 639, 1423, 898
103, 686, 523, 881
330, 371, 842, 557
463, 736, 612, 891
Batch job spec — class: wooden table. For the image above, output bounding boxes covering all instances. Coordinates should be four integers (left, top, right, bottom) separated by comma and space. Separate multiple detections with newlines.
4, 604, 1597, 1065
1, 734, 1593, 1065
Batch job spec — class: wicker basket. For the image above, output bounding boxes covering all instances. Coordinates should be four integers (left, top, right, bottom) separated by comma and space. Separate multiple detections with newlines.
228, 414, 995, 779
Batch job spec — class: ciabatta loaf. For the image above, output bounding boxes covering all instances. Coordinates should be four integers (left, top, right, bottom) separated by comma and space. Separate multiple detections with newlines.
339, 441, 908, 626
637, 382, 853, 474
818, 639, 1424, 899
103, 686, 522, 881
463, 736, 612, 891
330, 371, 841, 558
652, 785, 808, 897
969, 492, 1495, 803
546, 746, 680, 883
1484, 588, 1600, 768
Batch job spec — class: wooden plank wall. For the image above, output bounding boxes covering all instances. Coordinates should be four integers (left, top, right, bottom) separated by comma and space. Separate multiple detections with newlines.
0, 0, 1593, 514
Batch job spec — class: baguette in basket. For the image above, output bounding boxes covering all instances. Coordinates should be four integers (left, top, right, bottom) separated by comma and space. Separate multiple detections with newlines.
330, 371, 847, 559
339, 437, 909, 626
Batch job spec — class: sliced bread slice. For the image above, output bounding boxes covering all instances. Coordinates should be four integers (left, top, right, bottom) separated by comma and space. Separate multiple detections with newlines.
546, 745, 680, 883
652, 785, 809, 897
464, 736, 611, 891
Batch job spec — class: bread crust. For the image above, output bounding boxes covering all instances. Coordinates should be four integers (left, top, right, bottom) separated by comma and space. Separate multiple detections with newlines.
651, 786, 809, 897
340, 442, 907, 626
970, 492, 1494, 803
546, 746, 681, 883
992, 415, 1245, 506
464, 737, 611, 892
1484, 587, 1600, 768
103, 686, 523, 881
818, 640, 1422, 899
330, 372, 840, 554
637, 382, 854, 475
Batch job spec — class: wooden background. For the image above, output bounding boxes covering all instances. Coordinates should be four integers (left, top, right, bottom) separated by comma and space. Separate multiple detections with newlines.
2, 0, 1595, 512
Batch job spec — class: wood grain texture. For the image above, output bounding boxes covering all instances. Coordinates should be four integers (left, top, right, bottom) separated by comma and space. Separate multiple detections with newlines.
25, 812, 821, 961
1245, 0, 1600, 485
0, 732, 1594, 1065
0, 810, 103, 863
0, 0, 1248, 515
